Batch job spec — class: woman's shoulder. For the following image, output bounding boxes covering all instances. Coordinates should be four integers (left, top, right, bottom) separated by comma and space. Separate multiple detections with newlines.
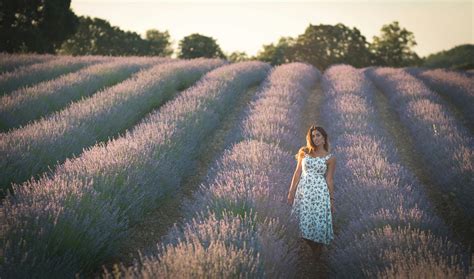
325, 152, 336, 161
300, 147, 311, 156
295, 147, 309, 161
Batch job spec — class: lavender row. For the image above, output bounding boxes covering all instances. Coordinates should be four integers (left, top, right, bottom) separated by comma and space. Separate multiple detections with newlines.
366, 67, 474, 225
104, 208, 277, 278
0, 61, 269, 278
320, 65, 467, 277
0, 58, 224, 194
106, 141, 296, 279
0, 55, 110, 95
185, 63, 318, 222
0, 57, 168, 132
106, 63, 320, 278
405, 67, 474, 132
0, 53, 57, 73
241, 64, 318, 152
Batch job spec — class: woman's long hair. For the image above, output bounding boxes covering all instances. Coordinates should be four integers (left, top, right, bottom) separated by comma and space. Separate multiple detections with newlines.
295, 125, 329, 160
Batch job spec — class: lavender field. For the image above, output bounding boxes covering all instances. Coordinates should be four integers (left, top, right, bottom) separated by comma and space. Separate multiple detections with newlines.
0, 54, 472, 278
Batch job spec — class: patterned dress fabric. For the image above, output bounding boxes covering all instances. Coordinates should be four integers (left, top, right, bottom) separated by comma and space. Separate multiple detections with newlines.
291, 152, 334, 245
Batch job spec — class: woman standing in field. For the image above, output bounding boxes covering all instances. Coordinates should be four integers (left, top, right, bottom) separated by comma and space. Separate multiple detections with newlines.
287, 125, 336, 260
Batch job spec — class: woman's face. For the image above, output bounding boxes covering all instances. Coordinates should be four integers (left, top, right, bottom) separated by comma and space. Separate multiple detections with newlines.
311, 129, 324, 146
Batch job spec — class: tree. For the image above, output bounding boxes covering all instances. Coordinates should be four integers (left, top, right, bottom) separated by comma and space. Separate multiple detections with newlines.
59, 16, 137, 55
0, 0, 78, 53
178, 33, 225, 59
422, 44, 473, 70
227, 51, 250, 62
370, 21, 422, 67
146, 29, 173, 56
255, 37, 296, 66
59, 16, 172, 56
292, 23, 374, 70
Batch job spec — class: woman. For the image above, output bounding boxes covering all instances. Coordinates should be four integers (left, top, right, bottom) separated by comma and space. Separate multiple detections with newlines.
287, 125, 336, 260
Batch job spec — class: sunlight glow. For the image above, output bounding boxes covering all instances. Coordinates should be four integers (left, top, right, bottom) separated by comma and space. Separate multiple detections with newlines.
71, 1, 473, 57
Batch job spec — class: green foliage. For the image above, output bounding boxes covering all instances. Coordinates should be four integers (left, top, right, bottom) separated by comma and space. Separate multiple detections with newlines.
59, 16, 172, 56
146, 29, 174, 56
253, 21, 425, 69
178, 33, 225, 59
255, 37, 295, 66
292, 23, 375, 70
227, 51, 250, 62
254, 24, 375, 70
370, 21, 423, 67
0, 0, 78, 53
422, 44, 474, 70
0, 3, 430, 69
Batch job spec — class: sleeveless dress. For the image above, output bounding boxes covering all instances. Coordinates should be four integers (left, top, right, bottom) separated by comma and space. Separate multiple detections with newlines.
290, 152, 334, 245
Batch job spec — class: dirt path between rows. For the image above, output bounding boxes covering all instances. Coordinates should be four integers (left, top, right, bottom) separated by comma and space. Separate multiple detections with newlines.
407, 72, 474, 134
371, 83, 473, 251
292, 83, 332, 279
89, 85, 260, 277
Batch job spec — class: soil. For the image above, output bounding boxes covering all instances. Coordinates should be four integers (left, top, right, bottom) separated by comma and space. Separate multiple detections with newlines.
371, 83, 473, 252
294, 83, 331, 279
89, 85, 260, 277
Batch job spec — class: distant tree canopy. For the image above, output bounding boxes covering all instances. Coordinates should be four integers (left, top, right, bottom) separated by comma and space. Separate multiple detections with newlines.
370, 21, 422, 67
254, 21, 422, 70
422, 44, 474, 70
0, 4, 436, 70
292, 23, 375, 70
146, 29, 174, 56
0, 0, 78, 53
255, 37, 296, 66
59, 16, 172, 56
227, 51, 250, 62
178, 33, 225, 59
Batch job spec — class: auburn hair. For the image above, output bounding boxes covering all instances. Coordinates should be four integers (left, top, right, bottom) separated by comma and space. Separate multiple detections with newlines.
295, 125, 329, 160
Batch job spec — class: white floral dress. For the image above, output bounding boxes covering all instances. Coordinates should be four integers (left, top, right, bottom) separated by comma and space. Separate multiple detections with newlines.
291, 153, 334, 245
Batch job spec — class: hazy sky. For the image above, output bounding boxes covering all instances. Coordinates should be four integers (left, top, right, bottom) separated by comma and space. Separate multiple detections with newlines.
71, 0, 473, 58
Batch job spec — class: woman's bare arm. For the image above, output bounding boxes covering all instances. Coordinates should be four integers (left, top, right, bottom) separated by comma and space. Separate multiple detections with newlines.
326, 156, 336, 200
288, 155, 303, 200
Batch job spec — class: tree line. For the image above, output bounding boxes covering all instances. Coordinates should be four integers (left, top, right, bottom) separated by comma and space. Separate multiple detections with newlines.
0, 0, 456, 70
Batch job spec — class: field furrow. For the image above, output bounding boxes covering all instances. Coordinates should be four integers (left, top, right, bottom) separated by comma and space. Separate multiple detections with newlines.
0, 59, 224, 195
97, 83, 260, 274
366, 67, 474, 241
406, 68, 474, 133
0, 57, 168, 131
371, 76, 473, 252
294, 83, 328, 278
0, 51, 471, 278
320, 65, 468, 277
0, 56, 109, 95
0, 53, 57, 74
0, 61, 269, 278
103, 63, 320, 278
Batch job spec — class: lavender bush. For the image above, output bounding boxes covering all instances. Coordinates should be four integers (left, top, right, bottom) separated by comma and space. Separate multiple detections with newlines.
0, 58, 224, 194
103, 210, 265, 278
0, 53, 57, 73
0, 55, 109, 95
0, 57, 169, 131
1, 61, 269, 278
405, 67, 474, 131
106, 63, 320, 278
366, 67, 474, 232
320, 65, 467, 277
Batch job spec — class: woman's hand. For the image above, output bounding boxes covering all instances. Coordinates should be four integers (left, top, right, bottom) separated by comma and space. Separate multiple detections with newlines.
287, 192, 295, 206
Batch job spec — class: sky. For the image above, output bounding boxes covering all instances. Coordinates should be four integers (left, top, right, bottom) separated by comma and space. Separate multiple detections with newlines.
71, 0, 473, 58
